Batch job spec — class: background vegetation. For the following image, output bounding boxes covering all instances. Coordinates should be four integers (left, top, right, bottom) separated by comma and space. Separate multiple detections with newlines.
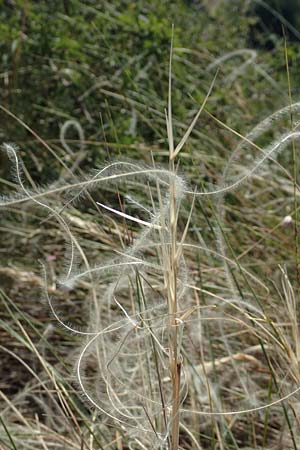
1, 0, 300, 449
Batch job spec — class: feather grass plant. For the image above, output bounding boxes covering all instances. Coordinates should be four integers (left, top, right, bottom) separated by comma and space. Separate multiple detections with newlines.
3, 32, 300, 450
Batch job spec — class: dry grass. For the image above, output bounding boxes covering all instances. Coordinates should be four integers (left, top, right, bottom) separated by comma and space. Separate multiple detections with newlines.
2, 25, 300, 450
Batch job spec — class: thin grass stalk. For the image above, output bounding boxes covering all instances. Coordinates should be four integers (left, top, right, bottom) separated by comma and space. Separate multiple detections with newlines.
165, 28, 182, 449
168, 159, 182, 450
0, 415, 19, 450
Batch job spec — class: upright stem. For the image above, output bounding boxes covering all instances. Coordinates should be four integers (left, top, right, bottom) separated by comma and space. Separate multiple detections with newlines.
166, 28, 181, 448
169, 159, 181, 450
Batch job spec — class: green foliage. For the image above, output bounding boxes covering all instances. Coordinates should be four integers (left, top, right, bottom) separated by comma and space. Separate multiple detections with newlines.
0, 0, 265, 176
